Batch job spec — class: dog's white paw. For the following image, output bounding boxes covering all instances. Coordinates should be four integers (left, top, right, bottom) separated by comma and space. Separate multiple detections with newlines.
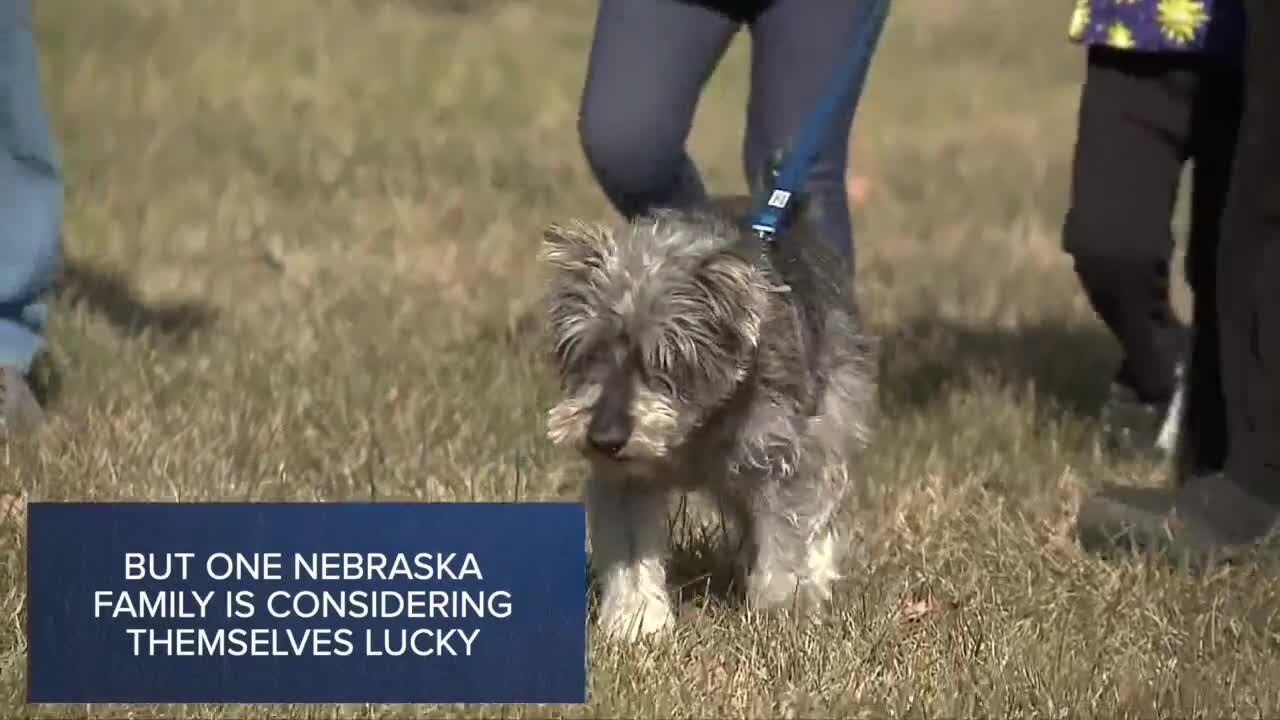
746, 529, 840, 618
746, 571, 832, 618
597, 596, 676, 642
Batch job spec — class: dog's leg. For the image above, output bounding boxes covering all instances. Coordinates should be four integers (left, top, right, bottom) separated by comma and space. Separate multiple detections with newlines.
711, 490, 757, 600
586, 467, 676, 641
744, 459, 847, 616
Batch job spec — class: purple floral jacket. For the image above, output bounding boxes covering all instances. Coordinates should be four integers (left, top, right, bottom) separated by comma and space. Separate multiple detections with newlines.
1068, 0, 1243, 55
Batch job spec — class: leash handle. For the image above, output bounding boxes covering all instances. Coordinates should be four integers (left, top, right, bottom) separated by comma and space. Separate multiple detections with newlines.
749, 0, 891, 242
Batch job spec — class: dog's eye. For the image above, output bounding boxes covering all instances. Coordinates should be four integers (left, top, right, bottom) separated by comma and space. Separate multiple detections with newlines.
652, 374, 678, 398
637, 358, 681, 399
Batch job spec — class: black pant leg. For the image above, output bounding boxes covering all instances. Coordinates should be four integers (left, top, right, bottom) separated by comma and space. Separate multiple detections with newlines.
1218, 0, 1280, 503
1063, 48, 1195, 403
1175, 56, 1245, 483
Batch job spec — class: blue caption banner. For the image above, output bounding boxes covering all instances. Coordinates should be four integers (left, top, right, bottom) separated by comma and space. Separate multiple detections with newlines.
27, 502, 586, 704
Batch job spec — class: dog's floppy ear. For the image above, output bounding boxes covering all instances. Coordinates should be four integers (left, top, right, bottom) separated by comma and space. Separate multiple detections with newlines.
694, 247, 783, 304
539, 220, 615, 274
691, 249, 775, 349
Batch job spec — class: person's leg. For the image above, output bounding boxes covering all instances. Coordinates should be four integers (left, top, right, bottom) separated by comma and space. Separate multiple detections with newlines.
1173, 54, 1244, 484
577, 0, 740, 220
1074, 4, 1280, 564
1061, 47, 1196, 450
1216, 0, 1280, 507
0, 0, 62, 433
741, 0, 879, 267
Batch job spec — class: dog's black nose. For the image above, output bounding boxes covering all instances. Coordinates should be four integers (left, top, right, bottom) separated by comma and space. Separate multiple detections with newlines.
587, 378, 634, 457
587, 417, 631, 457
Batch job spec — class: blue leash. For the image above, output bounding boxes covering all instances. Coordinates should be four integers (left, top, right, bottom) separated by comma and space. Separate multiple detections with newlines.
747, 0, 891, 243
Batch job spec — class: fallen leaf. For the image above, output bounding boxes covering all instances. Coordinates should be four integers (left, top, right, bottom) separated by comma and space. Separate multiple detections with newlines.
0, 492, 27, 527
900, 597, 939, 623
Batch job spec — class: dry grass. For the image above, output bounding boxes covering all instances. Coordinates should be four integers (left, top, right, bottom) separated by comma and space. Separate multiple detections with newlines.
4, 0, 1279, 717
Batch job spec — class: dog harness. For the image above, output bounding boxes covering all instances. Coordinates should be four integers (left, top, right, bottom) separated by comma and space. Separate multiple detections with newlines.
747, 0, 892, 243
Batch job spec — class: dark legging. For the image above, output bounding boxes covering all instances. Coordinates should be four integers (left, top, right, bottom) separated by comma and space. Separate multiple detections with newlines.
1211, 0, 1280, 502
577, 0, 869, 267
1062, 48, 1242, 404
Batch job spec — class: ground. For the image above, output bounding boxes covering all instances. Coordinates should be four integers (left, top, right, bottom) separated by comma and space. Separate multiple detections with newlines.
4, 0, 1279, 717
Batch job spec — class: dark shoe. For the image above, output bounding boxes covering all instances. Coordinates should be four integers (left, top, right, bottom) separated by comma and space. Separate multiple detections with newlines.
1101, 361, 1185, 456
1102, 319, 1191, 456
1075, 472, 1280, 568
0, 365, 46, 435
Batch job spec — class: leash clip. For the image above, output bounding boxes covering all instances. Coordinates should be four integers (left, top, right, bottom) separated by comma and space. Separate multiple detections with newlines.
750, 189, 793, 243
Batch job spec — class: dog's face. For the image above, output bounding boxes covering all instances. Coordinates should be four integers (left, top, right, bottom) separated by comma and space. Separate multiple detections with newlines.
540, 211, 775, 472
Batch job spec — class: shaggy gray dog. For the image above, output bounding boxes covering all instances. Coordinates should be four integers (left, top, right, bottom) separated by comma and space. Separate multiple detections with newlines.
540, 194, 877, 642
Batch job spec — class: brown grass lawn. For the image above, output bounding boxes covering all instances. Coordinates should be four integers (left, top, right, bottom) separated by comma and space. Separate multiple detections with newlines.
5, 0, 1280, 717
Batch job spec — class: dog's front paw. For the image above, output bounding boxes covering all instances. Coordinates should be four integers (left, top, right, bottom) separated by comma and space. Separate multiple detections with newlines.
746, 571, 832, 618
597, 595, 676, 642
746, 527, 841, 618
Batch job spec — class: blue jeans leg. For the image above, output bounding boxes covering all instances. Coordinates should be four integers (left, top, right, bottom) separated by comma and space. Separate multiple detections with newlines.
0, 0, 62, 375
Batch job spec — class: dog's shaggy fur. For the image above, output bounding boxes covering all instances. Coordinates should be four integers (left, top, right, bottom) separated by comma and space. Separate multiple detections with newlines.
539, 194, 877, 641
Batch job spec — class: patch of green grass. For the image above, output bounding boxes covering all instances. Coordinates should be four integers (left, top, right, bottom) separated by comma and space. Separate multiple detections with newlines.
4, 1, 1275, 717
